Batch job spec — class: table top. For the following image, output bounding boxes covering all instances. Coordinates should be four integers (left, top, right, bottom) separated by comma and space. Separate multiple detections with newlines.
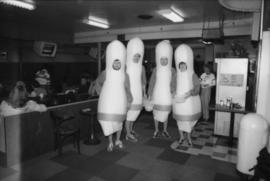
209, 104, 253, 114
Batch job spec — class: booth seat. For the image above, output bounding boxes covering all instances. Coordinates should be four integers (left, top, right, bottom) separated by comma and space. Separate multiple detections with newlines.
0, 98, 98, 167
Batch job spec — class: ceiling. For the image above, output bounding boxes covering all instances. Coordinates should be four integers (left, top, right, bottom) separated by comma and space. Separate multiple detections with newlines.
0, 0, 252, 34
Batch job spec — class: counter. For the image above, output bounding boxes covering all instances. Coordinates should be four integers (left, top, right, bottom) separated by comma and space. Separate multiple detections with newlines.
0, 98, 99, 167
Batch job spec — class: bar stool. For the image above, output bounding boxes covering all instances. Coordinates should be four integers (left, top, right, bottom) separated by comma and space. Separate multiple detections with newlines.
50, 110, 81, 155
80, 108, 101, 145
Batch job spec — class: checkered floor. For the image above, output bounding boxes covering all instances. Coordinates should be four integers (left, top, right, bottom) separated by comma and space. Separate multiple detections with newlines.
170, 122, 237, 164
0, 112, 242, 181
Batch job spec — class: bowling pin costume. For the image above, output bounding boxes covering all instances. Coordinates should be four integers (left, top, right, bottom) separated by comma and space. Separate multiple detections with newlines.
126, 37, 146, 122
148, 40, 176, 122
173, 44, 201, 133
97, 40, 132, 136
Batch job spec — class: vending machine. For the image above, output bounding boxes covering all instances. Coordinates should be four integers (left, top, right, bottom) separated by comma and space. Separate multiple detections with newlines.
214, 58, 248, 137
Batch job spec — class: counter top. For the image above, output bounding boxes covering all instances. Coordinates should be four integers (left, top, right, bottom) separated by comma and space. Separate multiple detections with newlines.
48, 98, 98, 110
1, 97, 99, 118
209, 104, 254, 114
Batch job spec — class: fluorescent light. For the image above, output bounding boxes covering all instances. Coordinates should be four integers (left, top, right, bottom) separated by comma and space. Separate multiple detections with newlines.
158, 8, 184, 23
85, 20, 109, 29
0, 0, 35, 10
83, 16, 109, 29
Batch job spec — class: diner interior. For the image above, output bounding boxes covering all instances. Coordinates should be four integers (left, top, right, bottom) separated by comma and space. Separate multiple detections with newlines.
0, 0, 270, 181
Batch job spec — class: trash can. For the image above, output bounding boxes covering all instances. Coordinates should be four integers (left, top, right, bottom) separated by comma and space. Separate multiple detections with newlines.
237, 113, 269, 175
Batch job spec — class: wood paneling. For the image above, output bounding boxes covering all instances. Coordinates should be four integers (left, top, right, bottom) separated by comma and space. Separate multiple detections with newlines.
0, 99, 99, 167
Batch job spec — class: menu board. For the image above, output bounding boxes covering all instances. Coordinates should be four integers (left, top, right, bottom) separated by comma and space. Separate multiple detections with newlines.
219, 74, 244, 87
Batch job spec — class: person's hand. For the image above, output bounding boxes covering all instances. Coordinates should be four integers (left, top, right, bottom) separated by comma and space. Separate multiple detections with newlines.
184, 91, 191, 99
148, 95, 152, 102
175, 94, 186, 103
171, 93, 176, 104
23, 105, 30, 112
142, 91, 146, 99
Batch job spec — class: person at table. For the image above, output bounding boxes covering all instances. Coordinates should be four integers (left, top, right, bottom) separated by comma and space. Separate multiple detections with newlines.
173, 44, 201, 146
78, 74, 90, 94
125, 37, 147, 142
35, 68, 51, 88
95, 40, 133, 152
200, 63, 215, 122
148, 40, 176, 139
29, 80, 48, 99
0, 81, 47, 117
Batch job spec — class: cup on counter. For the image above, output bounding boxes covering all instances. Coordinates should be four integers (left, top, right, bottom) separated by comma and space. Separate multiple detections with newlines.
220, 100, 224, 106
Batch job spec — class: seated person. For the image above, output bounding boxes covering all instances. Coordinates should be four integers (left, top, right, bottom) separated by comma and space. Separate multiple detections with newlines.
29, 80, 48, 99
78, 75, 90, 94
0, 81, 47, 117
35, 68, 50, 86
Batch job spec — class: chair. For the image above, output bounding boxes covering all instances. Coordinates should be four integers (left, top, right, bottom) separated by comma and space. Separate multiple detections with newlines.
50, 110, 80, 155
80, 108, 101, 145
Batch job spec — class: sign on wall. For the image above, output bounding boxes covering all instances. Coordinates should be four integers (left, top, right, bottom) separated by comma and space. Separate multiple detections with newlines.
219, 73, 244, 87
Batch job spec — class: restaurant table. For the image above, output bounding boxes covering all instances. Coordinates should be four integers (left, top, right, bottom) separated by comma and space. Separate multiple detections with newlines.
80, 108, 101, 145
209, 104, 252, 147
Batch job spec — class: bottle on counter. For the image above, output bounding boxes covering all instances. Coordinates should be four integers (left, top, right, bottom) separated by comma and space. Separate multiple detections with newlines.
226, 97, 231, 107
220, 100, 224, 107
229, 97, 233, 109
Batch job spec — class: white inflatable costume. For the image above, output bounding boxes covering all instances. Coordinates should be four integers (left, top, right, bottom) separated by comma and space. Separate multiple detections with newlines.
148, 40, 175, 122
126, 37, 146, 122
97, 40, 130, 136
173, 44, 201, 133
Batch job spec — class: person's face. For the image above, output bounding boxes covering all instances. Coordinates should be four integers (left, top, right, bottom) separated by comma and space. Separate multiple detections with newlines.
81, 78, 87, 85
133, 53, 141, 63
160, 57, 168, 66
112, 59, 121, 70
204, 66, 210, 74
179, 62, 187, 72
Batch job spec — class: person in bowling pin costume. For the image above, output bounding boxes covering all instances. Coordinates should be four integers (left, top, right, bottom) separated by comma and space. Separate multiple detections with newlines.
173, 44, 201, 146
148, 40, 176, 138
96, 40, 133, 152
125, 37, 147, 142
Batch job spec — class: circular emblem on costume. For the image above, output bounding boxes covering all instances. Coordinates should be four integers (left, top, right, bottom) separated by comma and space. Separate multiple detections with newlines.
112, 59, 121, 70
160, 57, 168, 66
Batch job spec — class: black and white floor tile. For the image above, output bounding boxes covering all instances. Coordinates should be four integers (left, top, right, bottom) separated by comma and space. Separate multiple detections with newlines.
0, 113, 242, 181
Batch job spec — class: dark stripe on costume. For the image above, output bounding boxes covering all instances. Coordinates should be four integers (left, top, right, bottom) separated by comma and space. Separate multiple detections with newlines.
153, 104, 172, 111
129, 104, 143, 110
173, 112, 201, 121
98, 112, 126, 122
